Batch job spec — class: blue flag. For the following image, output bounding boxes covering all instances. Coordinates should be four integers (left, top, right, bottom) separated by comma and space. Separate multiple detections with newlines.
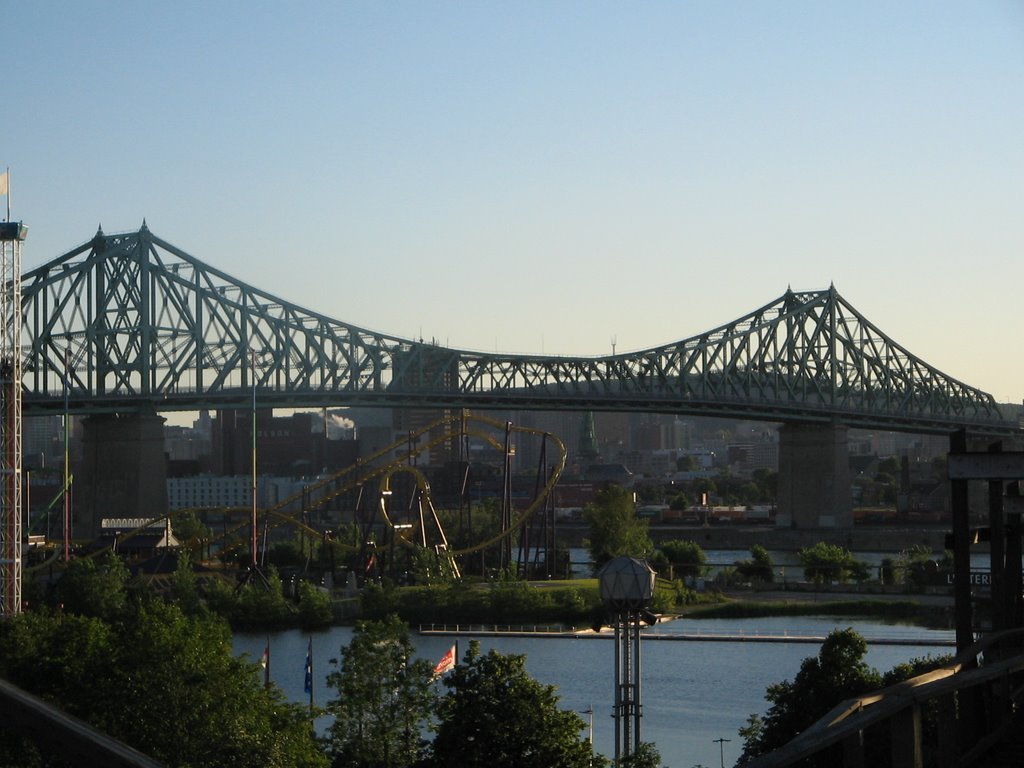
303, 637, 313, 695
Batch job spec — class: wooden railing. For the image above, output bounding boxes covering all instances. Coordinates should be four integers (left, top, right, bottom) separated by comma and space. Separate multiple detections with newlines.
744, 629, 1024, 768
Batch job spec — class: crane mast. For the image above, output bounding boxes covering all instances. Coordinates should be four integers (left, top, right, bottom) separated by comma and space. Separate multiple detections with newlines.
0, 219, 25, 616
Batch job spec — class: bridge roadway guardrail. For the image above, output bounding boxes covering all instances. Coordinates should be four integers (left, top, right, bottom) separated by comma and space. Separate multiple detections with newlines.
418, 623, 956, 646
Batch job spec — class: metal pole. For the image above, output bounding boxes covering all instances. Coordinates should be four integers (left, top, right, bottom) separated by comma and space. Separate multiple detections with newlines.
63, 348, 70, 563
633, 610, 642, 754
250, 350, 258, 568
713, 737, 731, 768
988, 442, 1005, 633
613, 615, 621, 764
622, 612, 632, 758
950, 430, 974, 653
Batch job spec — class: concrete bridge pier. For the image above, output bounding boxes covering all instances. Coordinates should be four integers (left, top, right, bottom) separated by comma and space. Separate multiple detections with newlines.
75, 410, 168, 541
776, 423, 852, 528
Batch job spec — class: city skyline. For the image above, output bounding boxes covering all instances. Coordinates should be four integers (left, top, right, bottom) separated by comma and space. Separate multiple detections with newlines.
4, 2, 1023, 404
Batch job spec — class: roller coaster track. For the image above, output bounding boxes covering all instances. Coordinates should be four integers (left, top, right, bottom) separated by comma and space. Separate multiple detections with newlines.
37, 413, 565, 575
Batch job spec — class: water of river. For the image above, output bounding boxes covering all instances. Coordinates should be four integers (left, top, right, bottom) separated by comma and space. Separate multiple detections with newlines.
234, 616, 954, 768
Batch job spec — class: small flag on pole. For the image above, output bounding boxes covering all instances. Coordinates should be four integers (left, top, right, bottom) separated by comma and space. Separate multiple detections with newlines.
433, 643, 457, 678
303, 637, 313, 696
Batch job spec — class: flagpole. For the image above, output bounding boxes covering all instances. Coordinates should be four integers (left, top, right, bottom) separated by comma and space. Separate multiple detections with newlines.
251, 349, 258, 568
304, 635, 314, 717
63, 347, 71, 562
264, 636, 271, 689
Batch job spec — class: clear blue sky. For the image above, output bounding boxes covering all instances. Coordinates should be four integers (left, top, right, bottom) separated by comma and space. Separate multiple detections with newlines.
5, 2, 1023, 403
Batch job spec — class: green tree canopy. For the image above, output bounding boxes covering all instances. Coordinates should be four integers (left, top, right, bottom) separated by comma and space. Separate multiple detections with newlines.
583, 485, 653, 572
658, 539, 707, 578
51, 552, 129, 620
0, 600, 326, 768
734, 544, 774, 583
431, 640, 596, 768
739, 629, 952, 766
618, 741, 663, 768
797, 542, 868, 584
325, 615, 436, 768
739, 628, 882, 764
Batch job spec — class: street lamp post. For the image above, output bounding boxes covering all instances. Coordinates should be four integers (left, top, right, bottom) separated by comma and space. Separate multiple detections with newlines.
713, 737, 731, 768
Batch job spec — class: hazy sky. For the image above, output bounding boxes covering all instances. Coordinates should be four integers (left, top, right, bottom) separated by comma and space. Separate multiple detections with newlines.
4, 2, 1023, 403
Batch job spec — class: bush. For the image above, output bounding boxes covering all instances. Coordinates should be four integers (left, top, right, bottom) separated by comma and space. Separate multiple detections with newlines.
798, 542, 866, 584
734, 544, 774, 583
658, 540, 707, 578
296, 580, 333, 628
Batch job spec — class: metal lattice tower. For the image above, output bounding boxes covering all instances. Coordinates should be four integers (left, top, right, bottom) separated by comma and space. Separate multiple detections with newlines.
0, 220, 25, 616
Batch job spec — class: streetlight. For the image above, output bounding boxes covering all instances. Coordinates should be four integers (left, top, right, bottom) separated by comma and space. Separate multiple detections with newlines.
713, 737, 731, 768
580, 705, 593, 744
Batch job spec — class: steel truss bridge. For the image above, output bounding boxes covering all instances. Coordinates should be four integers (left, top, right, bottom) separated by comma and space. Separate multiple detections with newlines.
19, 224, 1013, 435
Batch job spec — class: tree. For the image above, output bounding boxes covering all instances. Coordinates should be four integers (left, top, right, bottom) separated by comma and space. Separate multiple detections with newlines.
618, 741, 663, 768
431, 640, 596, 768
738, 629, 882, 764
51, 552, 129, 620
658, 539, 706, 578
100, 600, 327, 768
734, 544, 774, 583
296, 579, 334, 628
583, 485, 653, 571
172, 509, 213, 556
798, 542, 866, 584
325, 615, 436, 768
0, 600, 327, 768
739, 630, 953, 766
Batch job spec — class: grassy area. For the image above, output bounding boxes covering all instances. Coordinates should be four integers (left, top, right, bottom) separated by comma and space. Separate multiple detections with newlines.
361, 578, 604, 626
358, 576, 705, 627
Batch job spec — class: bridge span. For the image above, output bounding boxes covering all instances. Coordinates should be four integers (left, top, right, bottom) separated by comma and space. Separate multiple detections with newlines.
16, 224, 1022, 539
21, 224, 1012, 434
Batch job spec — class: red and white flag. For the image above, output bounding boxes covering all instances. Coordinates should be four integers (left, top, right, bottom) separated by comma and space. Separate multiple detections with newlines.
432, 644, 457, 678
260, 641, 270, 688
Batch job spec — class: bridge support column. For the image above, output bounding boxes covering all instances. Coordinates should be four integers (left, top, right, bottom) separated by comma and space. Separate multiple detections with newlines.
776, 423, 851, 528
76, 411, 168, 541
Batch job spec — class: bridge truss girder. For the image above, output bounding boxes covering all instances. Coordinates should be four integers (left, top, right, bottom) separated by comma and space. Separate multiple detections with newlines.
20, 226, 1011, 436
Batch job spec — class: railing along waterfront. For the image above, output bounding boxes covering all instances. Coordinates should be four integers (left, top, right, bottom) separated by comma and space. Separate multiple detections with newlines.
744, 629, 1024, 768
419, 624, 955, 646
419, 623, 580, 636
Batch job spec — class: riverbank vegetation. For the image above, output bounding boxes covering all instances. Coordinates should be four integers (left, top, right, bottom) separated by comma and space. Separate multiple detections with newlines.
4, 570, 665, 768
738, 628, 953, 765
1, 554, 326, 768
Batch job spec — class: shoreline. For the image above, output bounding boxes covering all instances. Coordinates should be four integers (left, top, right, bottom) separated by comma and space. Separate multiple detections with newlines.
559, 522, 956, 553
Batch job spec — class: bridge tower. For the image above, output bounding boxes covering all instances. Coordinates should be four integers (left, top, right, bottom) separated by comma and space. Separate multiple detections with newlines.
776, 423, 852, 528
0, 217, 26, 616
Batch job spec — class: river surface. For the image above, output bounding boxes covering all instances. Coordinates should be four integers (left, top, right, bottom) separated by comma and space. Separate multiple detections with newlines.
234, 615, 954, 768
